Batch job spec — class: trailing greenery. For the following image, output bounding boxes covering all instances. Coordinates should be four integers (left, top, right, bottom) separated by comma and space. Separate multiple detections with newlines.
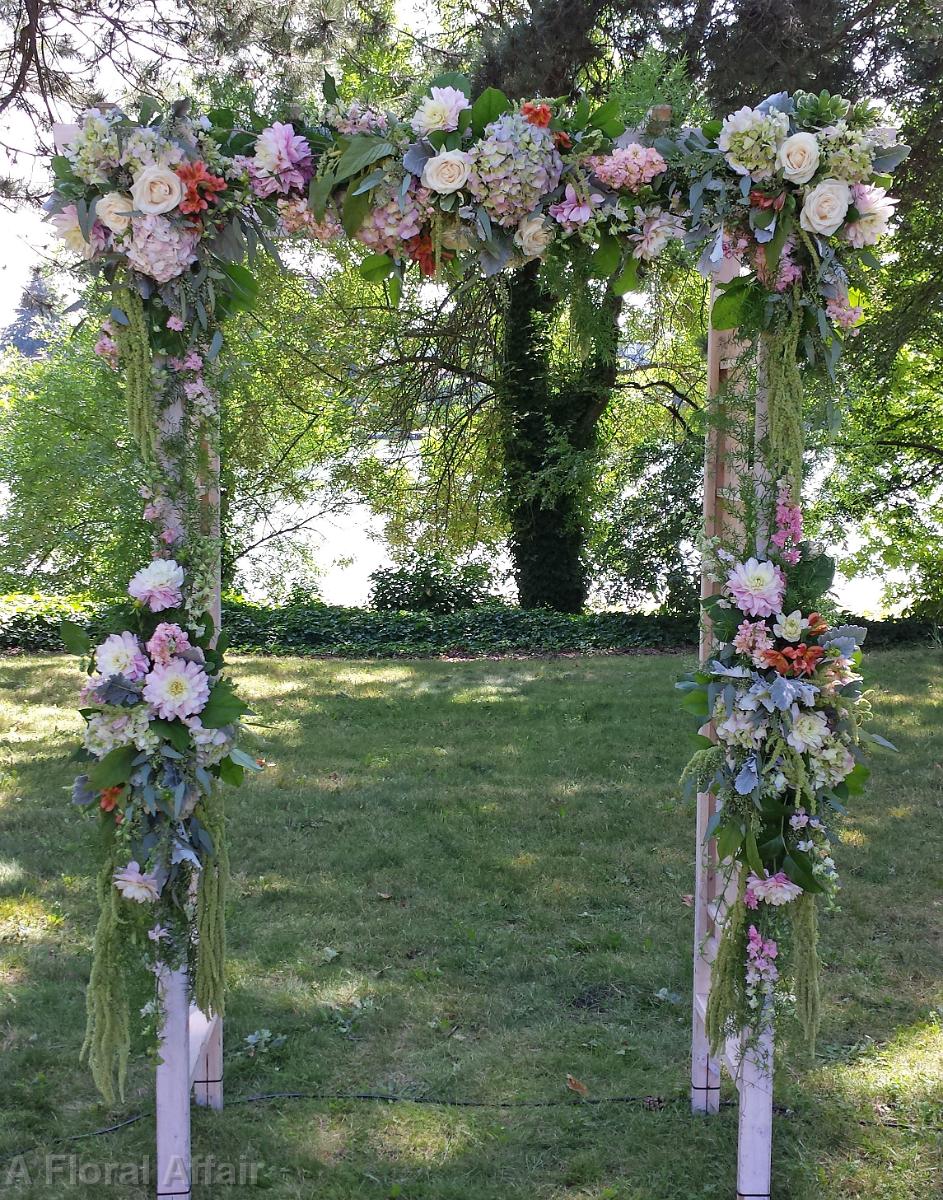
194, 785, 228, 1018
792, 892, 821, 1055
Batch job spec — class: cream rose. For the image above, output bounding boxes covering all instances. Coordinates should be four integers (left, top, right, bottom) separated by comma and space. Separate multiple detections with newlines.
513, 213, 554, 260
96, 191, 134, 234
420, 149, 471, 195
776, 132, 820, 184
799, 177, 850, 238
130, 164, 184, 215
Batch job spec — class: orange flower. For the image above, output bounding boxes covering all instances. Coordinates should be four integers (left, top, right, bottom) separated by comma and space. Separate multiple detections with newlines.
176, 161, 227, 215
759, 648, 791, 675
522, 101, 553, 128
784, 643, 825, 677
805, 612, 829, 637
749, 189, 786, 211
99, 786, 122, 813
404, 232, 454, 277
553, 130, 572, 150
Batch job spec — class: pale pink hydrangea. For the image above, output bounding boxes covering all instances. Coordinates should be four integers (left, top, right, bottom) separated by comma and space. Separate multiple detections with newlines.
549, 182, 603, 230
114, 860, 162, 903
725, 557, 786, 618
276, 196, 343, 241
355, 178, 435, 254
146, 622, 192, 665
143, 658, 210, 720
826, 292, 864, 333
125, 215, 199, 283
467, 113, 563, 228
128, 558, 184, 612
95, 631, 149, 681
589, 144, 666, 192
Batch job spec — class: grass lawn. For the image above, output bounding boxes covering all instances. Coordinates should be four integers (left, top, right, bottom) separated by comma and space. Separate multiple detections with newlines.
0, 648, 940, 1198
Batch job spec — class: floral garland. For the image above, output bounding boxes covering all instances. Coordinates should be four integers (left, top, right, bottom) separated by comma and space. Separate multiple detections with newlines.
46, 81, 907, 1090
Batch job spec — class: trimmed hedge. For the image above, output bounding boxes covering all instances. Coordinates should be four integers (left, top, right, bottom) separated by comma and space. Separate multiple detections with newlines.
0, 593, 936, 658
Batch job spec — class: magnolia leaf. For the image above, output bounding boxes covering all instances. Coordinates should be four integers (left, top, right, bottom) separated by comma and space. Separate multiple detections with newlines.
359, 252, 396, 283
87, 744, 138, 789
334, 137, 396, 184
218, 756, 244, 786
151, 718, 190, 752
471, 87, 510, 135
60, 619, 91, 656
611, 256, 640, 295
587, 97, 620, 129
429, 72, 471, 97
590, 234, 621, 278
322, 70, 338, 104
200, 678, 251, 729
342, 186, 372, 237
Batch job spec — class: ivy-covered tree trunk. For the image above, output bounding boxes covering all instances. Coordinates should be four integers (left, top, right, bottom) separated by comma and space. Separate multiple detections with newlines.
498, 262, 621, 611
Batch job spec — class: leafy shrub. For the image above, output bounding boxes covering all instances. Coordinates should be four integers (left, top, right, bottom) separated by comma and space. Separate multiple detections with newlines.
1, 593, 935, 659
369, 553, 496, 614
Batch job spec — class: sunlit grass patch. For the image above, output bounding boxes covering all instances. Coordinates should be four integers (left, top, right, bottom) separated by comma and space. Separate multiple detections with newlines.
0, 647, 939, 1198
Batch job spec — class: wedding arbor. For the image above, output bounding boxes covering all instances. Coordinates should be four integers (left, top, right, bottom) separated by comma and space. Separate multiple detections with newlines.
49, 76, 906, 1198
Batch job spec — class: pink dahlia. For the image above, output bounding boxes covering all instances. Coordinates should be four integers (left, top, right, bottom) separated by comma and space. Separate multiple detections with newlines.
725, 557, 785, 618
128, 558, 184, 612
746, 870, 803, 907
239, 122, 312, 197
143, 658, 210, 720
94, 631, 149, 681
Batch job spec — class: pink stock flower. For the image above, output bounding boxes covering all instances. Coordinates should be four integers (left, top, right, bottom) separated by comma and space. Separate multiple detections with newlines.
770, 483, 803, 564
725, 557, 785, 618
549, 183, 603, 230
733, 619, 774, 658
826, 292, 864, 333
146, 622, 192, 665
142, 658, 210, 720
128, 558, 184, 612
94, 330, 119, 368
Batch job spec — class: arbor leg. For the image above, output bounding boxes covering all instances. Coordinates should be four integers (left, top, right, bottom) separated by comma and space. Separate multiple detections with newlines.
156, 966, 191, 1199
691, 788, 720, 1114
736, 1028, 774, 1200
193, 1013, 223, 1110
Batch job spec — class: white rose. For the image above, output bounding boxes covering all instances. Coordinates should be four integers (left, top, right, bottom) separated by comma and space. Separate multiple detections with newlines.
513, 213, 554, 260
96, 191, 134, 234
420, 149, 471, 194
777, 132, 820, 184
799, 178, 851, 238
130, 164, 184, 215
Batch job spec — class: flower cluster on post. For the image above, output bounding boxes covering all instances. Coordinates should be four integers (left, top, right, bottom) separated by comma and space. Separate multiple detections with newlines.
679, 484, 891, 1045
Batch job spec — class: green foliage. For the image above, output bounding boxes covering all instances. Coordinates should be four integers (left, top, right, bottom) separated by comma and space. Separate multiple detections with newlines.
369, 552, 496, 614
195, 786, 228, 1018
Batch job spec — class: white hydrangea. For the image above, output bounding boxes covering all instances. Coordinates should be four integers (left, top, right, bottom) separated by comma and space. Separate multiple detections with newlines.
718, 106, 789, 180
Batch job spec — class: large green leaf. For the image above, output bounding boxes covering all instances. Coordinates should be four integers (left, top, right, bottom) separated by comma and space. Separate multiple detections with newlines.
342, 186, 372, 237
590, 234, 621, 278
711, 281, 749, 330
587, 98, 620, 129
471, 87, 510, 136
151, 718, 190, 752
359, 253, 396, 283
611, 256, 640, 295
60, 619, 91, 656
87, 744, 138, 789
199, 678, 251, 729
429, 72, 471, 97
333, 137, 396, 184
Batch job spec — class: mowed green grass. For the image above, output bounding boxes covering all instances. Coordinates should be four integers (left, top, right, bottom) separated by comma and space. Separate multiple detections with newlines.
0, 649, 940, 1199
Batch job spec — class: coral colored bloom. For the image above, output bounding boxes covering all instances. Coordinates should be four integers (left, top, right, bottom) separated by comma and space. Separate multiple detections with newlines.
143, 659, 210, 720
521, 101, 553, 128
175, 160, 227, 214
726, 557, 785, 618
403, 231, 454, 277
128, 558, 184, 612
553, 130, 572, 150
114, 860, 162, 903
99, 786, 122, 812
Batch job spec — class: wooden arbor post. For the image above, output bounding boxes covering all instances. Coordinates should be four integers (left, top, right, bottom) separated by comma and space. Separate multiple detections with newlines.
154, 396, 225, 1200
691, 266, 773, 1200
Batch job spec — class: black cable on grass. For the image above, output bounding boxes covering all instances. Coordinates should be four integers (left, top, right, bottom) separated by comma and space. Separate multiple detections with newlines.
3, 1089, 936, 1171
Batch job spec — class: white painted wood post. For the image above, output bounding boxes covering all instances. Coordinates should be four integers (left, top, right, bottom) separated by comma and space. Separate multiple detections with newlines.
693, 270, 774, 1198
156, 966, 192, 1200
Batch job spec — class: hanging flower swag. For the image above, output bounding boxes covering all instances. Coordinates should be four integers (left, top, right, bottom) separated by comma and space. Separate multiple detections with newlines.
49, 76, 906, 1097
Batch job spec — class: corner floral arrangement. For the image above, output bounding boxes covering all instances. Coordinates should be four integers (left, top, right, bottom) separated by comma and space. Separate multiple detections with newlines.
62, 559, 259, 1104
678, 486, 893, 1049
668, 89, 908, 365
